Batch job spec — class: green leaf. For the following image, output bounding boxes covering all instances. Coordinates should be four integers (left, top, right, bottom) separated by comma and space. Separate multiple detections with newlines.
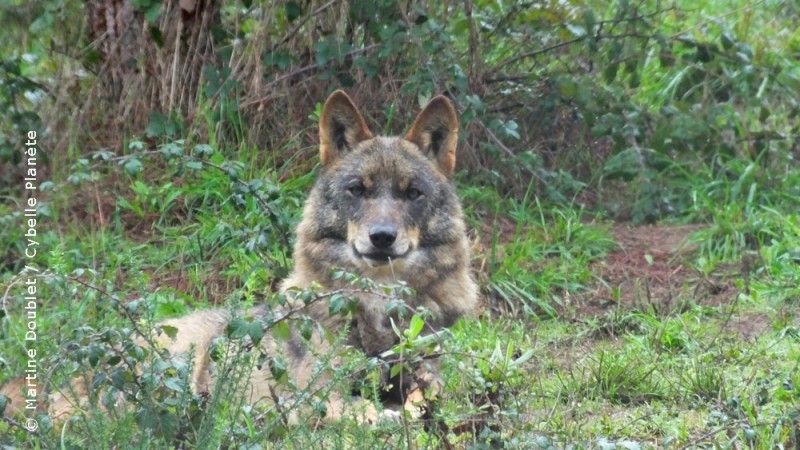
34, 414, 53, 434
300, 319, 314, 341
503, 120, 520, 140
272, 321, 291, 342
513, 349, 535, 366
602, 148, 642, 181
565, 23, 586, 38
123, 158, 143, 176
161, 325, 178, 339
226, 317, 248, 339
582, 8, 596, 35
721, 32, 735, 50
390, 362, 405, 378
328, 293, 357, 316
164, 378, 183, 392
328, 293, 345, 315
145, 111, 168, 137
192, 144, 213, 156
29, 12, 54, 33
270, 357, 287, 382
759, 106, 770, 121
159, 142, 183, 158
209, 341, 224, 362
144, 3, 161, 23
603, 63, 619, 83
148, 26, 164, 47
185, 160, 203, 170
263, 51, 293, 70
405, 314, 424, 340
247, 321, 265, 345
285, 1, 302, 22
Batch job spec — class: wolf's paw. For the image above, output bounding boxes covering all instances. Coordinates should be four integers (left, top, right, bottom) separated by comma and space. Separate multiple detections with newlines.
351, 401, 401, 425
402, 371, 443, 419
402, 388, 427, 419
376, 408, 402, 423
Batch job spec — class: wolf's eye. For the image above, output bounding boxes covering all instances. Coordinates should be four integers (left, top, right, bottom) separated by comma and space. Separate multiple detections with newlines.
347, 183, 365, 197
406, 187, 423, 200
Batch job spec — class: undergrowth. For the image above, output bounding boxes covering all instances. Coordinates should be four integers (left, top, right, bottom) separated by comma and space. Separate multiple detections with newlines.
1, 0, 800, 448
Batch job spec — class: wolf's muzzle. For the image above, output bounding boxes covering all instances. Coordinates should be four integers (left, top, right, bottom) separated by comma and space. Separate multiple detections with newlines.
353, 245, 410, 264
368, 224, 397, 249
349, 219, 414, 266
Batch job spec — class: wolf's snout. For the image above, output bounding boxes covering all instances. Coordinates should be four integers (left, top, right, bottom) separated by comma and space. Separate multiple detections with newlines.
368, 224, 397, 249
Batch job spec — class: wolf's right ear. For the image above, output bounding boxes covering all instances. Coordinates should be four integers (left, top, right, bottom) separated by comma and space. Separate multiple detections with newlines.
319, 90, 373, 166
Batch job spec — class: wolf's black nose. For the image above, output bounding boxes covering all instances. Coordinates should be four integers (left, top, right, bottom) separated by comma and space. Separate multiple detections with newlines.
369, 224, 397, 249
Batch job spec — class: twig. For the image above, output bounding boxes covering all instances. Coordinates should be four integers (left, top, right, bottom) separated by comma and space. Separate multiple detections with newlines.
474, 114, 546, 184
240, 44, 380, 109
463, 0, 482, 87
1, 416, 42, 437
64, 275, 162, 355
267, 384, 291, 427
268, 0, 339, 53
501, 36, 587, 67
168, 18, 183, 112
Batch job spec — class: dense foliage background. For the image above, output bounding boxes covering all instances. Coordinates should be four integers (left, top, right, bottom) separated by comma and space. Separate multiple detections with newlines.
1, 0, 799, 448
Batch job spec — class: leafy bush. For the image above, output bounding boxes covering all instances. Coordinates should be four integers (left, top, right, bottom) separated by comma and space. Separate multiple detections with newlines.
2, 1, 798, 222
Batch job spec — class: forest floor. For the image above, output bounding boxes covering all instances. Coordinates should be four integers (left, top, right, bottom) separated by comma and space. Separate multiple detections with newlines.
463, 221, 800, 449
578, 224, 734, 312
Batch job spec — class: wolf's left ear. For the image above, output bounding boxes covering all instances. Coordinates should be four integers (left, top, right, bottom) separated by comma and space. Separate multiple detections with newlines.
405, 95, 459, 176
319, 90, 373, 166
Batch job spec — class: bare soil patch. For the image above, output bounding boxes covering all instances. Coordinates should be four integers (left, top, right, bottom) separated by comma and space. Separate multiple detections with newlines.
574, 224, 737, 316
728, 313, 772, 341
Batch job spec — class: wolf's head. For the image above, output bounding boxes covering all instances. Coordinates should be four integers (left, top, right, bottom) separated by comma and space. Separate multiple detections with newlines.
291, 90, 469, 283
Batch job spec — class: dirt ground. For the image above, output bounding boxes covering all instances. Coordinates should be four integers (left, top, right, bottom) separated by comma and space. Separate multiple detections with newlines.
574, 224, 738, 316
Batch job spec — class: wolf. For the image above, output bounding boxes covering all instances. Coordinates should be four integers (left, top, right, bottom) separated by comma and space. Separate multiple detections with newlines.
1, 91, 479, 425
